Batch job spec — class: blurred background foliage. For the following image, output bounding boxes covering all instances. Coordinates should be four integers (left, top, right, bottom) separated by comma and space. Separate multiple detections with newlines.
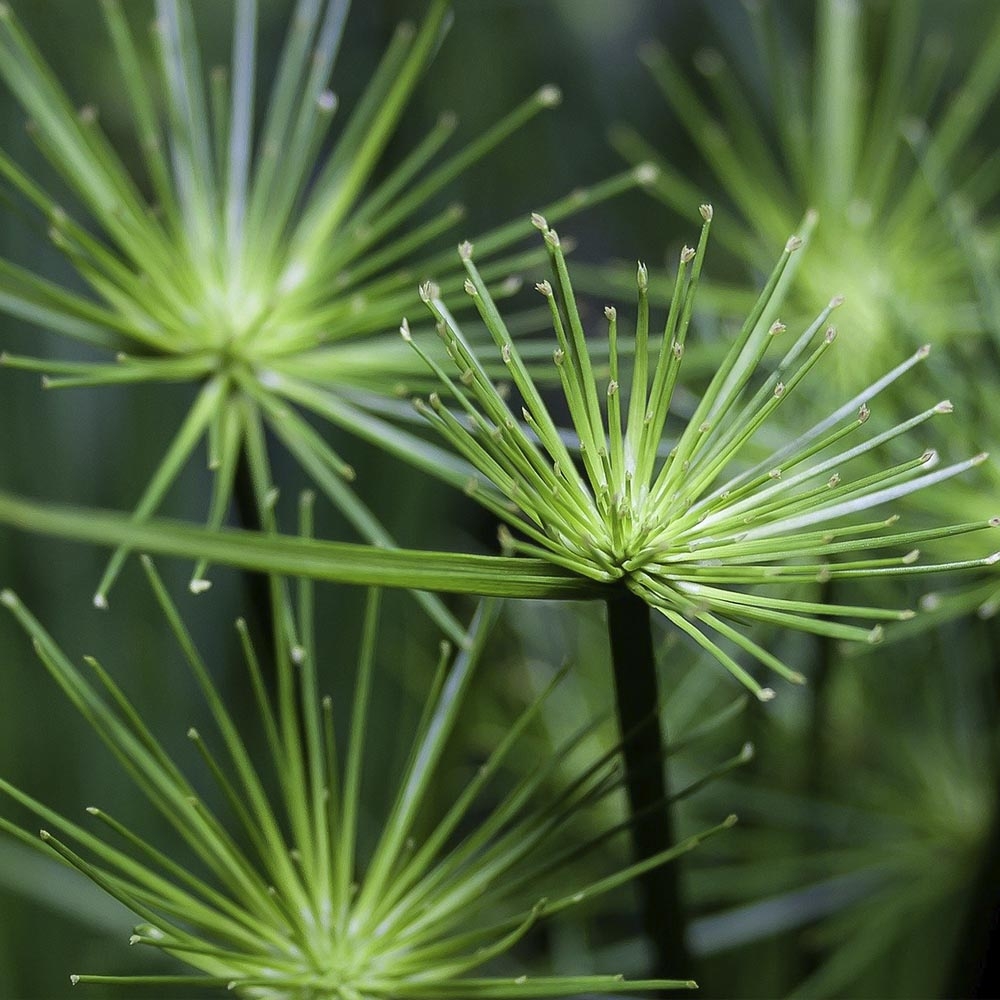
1, 1, 998, 998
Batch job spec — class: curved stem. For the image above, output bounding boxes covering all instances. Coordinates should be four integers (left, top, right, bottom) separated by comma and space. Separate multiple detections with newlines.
606, 587, 691, 989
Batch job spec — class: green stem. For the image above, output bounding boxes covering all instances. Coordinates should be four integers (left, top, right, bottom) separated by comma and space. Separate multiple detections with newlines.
606, 587, 691, 988
232, 451, 278, 681
0, 488, 598, 599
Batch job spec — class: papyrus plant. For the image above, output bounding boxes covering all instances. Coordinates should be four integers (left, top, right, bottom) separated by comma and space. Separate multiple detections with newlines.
610, 0, 1000, 377
1, 203, 995, 981
693, 618, 1000, 999
405, 208, 995, 697
0, 0, 649, 641
393, 205, 995, 978
870, 140, 1000, 628
0, 544, 739, 996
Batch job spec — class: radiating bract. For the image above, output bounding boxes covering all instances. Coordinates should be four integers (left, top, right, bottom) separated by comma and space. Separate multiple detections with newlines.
405, 207, 997, 698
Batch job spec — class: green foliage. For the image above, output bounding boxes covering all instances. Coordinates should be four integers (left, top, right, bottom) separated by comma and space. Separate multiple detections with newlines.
1, 554, 736, 996
613, 0, 1000, 373
402, 211, 996, 698
2, 2, 1000, 998
0, 0, 649, 637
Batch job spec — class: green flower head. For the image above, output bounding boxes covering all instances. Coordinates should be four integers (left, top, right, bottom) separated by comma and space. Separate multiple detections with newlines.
404, 208, 997, 700
0, 548, 733, 997
613, 0, 1000, 376
0, 0, 650, 631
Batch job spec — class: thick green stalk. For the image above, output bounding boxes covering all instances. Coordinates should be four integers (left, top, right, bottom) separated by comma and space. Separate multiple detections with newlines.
0, 488, 598, 599
606, 587, 690, 988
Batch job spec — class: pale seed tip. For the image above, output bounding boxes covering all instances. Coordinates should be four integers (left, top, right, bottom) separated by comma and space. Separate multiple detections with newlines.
868, 625, 885, 643
768, 320, 786, 336
604, 305, 616, 321
917, 343, 932, 359
93, 593, 109, 610
757, 687, 776, 702
824, 326, 837, 344
740, 741, 755, 761
536, 84, 562, 107
535, 280, 553, 297
935, 399, 954, 413
418, 280, 439, 303
699, 203, 713, 221
903, 549, 920, 564
680, 245, 696, 263
973, 451, 989, 465
400, 318, 411, 341
829, 294, 845, 308
0, 589, 16, 608
458, 240, 474, 261
187, 727, 199, 740
317, 89, 337, 112
986, 552, 1000, 566
530, 212, 548, 231
189, 578, 212, 595
900, 610, 917, 620
463, 278, 476, 296
634, 162, 659, 185
637, 261, 648, 290
989, 516, 1000, 527
70, 976, 80, 987
785, 235, 803, 252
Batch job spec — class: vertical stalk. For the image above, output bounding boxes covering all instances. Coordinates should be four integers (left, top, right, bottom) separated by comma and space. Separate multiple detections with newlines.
606, 586, 691, 988
233, 452, 277, 674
